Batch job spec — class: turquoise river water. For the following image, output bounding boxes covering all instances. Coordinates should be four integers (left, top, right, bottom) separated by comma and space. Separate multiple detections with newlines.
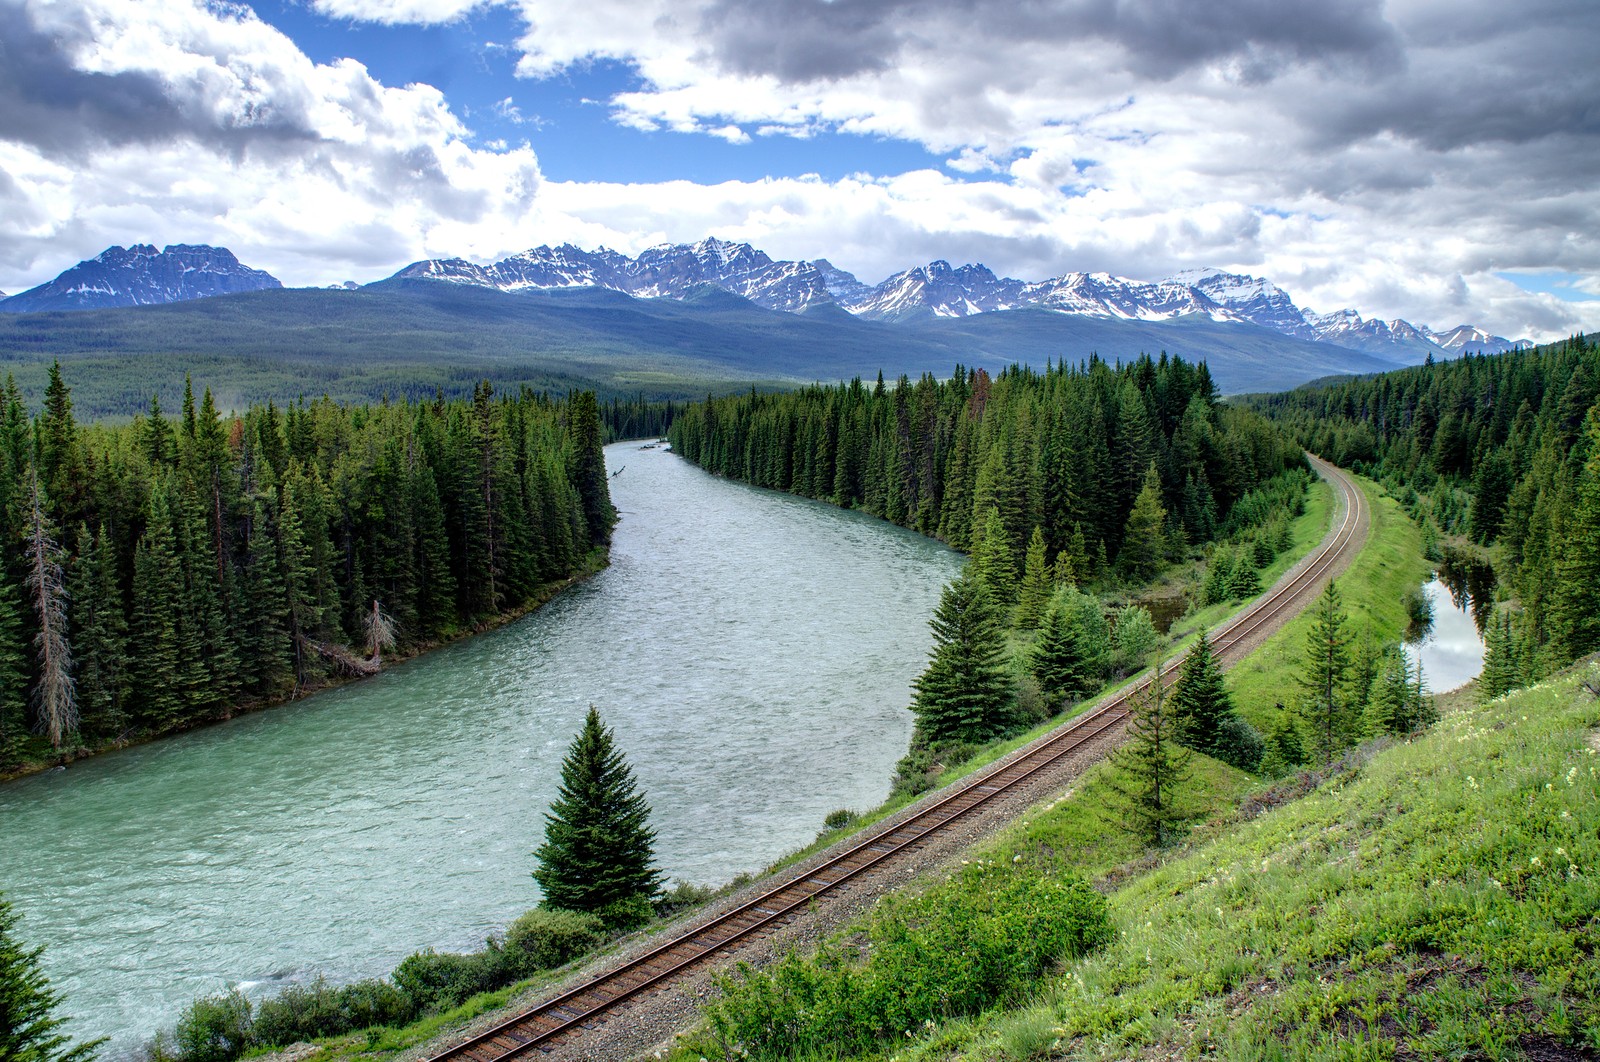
0, 442, 964, 1052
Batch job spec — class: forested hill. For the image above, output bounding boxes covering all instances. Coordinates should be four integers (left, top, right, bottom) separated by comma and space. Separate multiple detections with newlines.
668, 355, 1301, 579
0, 370, 614, 771
1247, 333, 1600, 684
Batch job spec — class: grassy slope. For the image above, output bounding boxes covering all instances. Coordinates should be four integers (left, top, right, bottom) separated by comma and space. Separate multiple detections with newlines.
913, 660, 1600, 1061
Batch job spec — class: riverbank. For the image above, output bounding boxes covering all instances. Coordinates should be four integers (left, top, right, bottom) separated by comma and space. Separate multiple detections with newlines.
0, 548, 612, 785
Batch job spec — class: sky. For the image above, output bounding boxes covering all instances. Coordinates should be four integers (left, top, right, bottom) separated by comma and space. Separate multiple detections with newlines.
1, 0, 1597, 342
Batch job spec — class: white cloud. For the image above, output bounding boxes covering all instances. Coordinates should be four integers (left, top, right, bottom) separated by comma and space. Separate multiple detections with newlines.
0, 0, 541, 288
310, 0, 487, 24
1, 0, 1596, 345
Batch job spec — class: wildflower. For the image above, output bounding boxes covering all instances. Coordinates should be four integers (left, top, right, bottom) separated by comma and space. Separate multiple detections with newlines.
1556, 847, 1566, 857
1568, 767, 1579, 786
1531, 856, 1543, 868
1490, 878, 1503, 889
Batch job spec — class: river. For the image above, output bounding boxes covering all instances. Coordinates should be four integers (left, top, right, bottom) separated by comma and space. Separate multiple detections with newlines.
0, 442, 964, 1052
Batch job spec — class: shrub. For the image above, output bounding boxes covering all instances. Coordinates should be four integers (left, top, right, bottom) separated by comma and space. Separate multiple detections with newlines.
248, 975, 416, 1046
654, 880, 718, 919
596, 894, 655, 933
503, 908, 607, 975
172, 989, 251, 1062
1214, 714, 1265, 771
822, 808, 858, 831
704, 863, 1114, 1058
1111, 605, 1159, 674
392, 949, 502, 1013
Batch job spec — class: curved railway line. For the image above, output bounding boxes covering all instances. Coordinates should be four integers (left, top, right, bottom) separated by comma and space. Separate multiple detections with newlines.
422, 456, 1367, 1062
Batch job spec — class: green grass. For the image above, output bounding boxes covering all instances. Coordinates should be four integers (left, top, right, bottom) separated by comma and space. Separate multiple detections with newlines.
1229, 478, 1430, 729
907, 659, 1600, 1061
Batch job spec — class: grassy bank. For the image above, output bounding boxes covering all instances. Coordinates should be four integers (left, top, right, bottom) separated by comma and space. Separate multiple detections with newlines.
882, 658, 1600, 1061
668, 659, 1600, 1061
1228, 478, 1430, 728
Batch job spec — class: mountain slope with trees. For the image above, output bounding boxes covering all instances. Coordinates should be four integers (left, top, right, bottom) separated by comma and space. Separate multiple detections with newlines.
1249, 333, 1600, 687
0, 368, 614, 775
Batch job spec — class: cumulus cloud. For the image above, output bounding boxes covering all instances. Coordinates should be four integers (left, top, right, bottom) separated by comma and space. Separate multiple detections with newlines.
0, 0, 541, 285
2, 0, 1596, 344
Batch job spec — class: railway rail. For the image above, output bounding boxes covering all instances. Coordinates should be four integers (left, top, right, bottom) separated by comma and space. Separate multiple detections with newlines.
422, 455, 1367, 1062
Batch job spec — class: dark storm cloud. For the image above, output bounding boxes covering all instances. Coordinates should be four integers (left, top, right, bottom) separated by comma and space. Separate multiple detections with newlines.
697, 0, 1402, 85
0, 3, 321, 157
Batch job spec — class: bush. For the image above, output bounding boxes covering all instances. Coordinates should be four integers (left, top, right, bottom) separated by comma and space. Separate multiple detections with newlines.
596, 894, 655, 933
503, 908, 607, 975
654, 880, 718, 919
173, 989, 251, 1062
249, 975, 416, 1046
392, 949, 503, 1013
704, 863, 1114, 1058
1214, 715, 1265, 772
822, 809, 858, 831
1111, 605, 1158, 674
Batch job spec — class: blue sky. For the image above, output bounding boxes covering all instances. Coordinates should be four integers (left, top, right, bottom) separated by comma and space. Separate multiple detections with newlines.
249, 1, 944, 185
0, 0, 1596, 340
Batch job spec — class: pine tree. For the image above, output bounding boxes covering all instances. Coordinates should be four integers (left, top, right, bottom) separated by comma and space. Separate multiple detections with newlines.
0, 573, 27, 769
533, 707, 664, 924
1014, 526, 1051, 628
1105, 669, 1191, 847
1368, 646, 1422, 735
1170, 631, 1231, 753
1110, 604, 1158, 674
1299, 581, 1351, 764
969, 506, 1016, 605
1117, 464, 1166, 582
0, 892, 102, 1062
910, 567, 1016, 744
1029, 586, 1107, 709
69, 527, 127, 743
1258, 706, 1306, 777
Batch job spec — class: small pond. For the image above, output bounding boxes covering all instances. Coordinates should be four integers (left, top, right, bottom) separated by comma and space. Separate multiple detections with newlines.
1403, 548, 1496, 693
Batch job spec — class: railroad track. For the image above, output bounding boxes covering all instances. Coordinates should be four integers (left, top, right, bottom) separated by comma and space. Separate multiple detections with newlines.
423, 456, 1366, 1062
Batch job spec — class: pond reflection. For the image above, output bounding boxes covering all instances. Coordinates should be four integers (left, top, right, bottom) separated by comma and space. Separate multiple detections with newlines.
1404, 570, 1490, 693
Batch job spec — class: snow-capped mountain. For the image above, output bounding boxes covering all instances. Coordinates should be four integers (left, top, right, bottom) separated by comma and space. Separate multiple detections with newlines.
0, 244, 281, 313
382, 241, 1529, 360
1429, 324, 1532, 355
391, 238, 838, 314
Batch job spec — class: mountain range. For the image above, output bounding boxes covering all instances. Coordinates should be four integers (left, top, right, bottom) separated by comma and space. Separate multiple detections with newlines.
386, 238, 1530, 361
2, 240, 1528, 364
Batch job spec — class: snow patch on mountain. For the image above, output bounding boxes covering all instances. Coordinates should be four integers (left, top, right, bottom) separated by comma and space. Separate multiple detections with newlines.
375, 241, 1529, 361
0, 244, 280, 314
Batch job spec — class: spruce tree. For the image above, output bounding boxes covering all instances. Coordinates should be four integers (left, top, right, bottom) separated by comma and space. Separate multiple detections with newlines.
969, 506, 1016, 605
1550, 411, 1600, 659
910, 567, 1016, 744
1029, 586, 1106, 710
1170, 631, 1233, 754
69, 527, 127, 743
534, 707, 663, 922
1105, 670, 1191, 847
0, 891, 103, 1062
23, 472, 75, 751
1478, 609, 1521, 702
1014, 526, 1051, 628
0, 573, 27, 769
128, 486, 186, 731
1299, 581, 1351, 764
1117, 464, 1166, 582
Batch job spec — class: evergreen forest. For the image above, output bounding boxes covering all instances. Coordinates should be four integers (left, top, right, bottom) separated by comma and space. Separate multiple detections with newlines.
1250, 334, 1600, 691
0, 368, 615, 772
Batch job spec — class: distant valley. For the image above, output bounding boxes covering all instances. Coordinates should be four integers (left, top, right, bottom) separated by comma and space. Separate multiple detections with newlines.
0, 241, 1528, 414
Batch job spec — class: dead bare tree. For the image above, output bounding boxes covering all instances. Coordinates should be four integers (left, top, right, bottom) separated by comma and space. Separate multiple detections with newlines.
363, 599, 397, 667
25, 470, 75, 751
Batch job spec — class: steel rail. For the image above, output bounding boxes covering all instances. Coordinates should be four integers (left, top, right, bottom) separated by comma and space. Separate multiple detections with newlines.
422, 457, 1364, 1062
